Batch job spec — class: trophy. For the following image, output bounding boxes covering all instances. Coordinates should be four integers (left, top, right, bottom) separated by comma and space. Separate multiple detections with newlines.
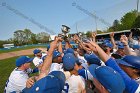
61, 25, 70, 41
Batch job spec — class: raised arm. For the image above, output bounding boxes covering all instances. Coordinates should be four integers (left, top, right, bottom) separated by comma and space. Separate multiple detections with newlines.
58, 40, 63, 53
120, 35, 137, 56
128, 32, 133, 43
73, 34, 91, 53
38, 37, 61, 80
110, 32, 117, 49
91, 32, 97, 42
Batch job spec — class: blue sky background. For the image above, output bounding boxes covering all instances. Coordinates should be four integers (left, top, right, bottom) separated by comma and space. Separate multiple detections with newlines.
0, 0, 139, 40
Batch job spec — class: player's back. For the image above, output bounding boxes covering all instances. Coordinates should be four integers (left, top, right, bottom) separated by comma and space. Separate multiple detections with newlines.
4, 68, 29, 93
65, 74, 85, 93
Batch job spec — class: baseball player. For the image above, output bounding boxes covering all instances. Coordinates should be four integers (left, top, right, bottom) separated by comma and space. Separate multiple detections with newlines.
62, 53, 86, 93
49, 50, 63, 73
33, 49, 47, 73
4, 56, 34, 93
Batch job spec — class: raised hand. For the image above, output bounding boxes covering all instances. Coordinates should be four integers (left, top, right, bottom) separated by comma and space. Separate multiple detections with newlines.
73, 34, 80, 41
83, 42, 98, 53
120, 35, 128, 45
92, 32, 97, 38
49, 37, 62, 51
110, 32, 114, 38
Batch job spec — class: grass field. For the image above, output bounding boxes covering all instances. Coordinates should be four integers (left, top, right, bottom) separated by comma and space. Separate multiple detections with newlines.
0, 55, 36, 93
0, 46, 47, 54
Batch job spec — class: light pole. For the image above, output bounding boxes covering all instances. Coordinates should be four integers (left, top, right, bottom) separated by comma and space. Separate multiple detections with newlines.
137, 0, 139, 16
76, 22, 79, 33
93, 11, 98, 33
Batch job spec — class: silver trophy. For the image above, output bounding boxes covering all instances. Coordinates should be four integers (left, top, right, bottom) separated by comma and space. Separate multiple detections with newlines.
61, 25, 70, 35
61, 25, 70, 41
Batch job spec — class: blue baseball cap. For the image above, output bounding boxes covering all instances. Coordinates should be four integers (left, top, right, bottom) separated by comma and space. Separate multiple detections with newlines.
103, 39, 110, 44
53, 50, 61, 60
88, 64, 99, 78
104, 43, 113, 48
22, 71, 66, 93
95, 66, 125, 93
132, 45, 140, 49
63, 53, 76, 71
16, 56, 33, 67
122, 55, 140, 69
115, 59, 133, 67
117, 42, 124, 49
84, 53, 101, 65
33, 49, 41, 54
118, 45, 124, 49
64, 48, 74, 55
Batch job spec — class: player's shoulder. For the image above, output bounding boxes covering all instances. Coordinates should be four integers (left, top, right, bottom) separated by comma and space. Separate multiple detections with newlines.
33, 57, 40, 61
10, 69, 28, 78
8, 69, 28, 84
67, 75, 84, 83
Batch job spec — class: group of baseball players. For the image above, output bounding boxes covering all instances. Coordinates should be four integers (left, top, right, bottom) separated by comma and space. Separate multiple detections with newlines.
4, 31, 140, 93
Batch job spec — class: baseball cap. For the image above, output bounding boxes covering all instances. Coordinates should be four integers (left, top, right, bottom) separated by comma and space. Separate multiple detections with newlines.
132, 45, 140, 49
122, 55, 140, 69
88, 64, 99, 78
63, 53, 76, 71
64, 48, 74, 54
33, 49, 41, 54
16, 56, 33, 67
53, 50, 61, 60
115, 59, 133, 67
117, 42, 124, 49
95, 66, 125, 93
104, 43, 113, 48
118, 45, 124, 49
103, 39, 110, 44
84, 53, 101, 65
22, 71, 66, 93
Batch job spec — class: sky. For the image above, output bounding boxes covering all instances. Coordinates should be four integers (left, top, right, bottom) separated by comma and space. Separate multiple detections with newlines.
0, 0, 139, 40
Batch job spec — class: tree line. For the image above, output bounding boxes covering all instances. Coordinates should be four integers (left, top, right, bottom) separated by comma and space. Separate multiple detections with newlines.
0, 29, 50, 48
86, 10, 140, 37
108, 10, 140, 32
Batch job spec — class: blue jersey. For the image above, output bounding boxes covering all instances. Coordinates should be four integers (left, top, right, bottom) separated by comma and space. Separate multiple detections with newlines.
78, 69, 93, 81
105, 58, 139, 93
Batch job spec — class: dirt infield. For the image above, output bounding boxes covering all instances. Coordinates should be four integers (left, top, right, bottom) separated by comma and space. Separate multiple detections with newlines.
0, 48, 47, 60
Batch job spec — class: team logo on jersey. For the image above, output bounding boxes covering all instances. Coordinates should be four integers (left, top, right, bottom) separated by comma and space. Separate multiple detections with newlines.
36, 87, 39, 91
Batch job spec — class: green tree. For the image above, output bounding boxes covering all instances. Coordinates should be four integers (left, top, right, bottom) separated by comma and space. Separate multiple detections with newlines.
31, 34, 38, 44
86, 31, 92, 38
112, 19, 120, 31
13, 30, 25, 46
96, 30, 103, 34
132, 15, 140, 28
13, 29, 34, 45
107, 27, 114, 32
23, 29, 33, 44
36, 32, 50, 43
120, 10, 137, 30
